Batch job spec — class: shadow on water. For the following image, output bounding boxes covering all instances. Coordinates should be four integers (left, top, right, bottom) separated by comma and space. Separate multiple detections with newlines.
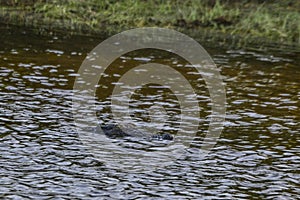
0, 25, 299, 198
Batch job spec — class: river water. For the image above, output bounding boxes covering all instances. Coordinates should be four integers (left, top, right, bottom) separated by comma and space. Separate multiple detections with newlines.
0, 26, 299, 199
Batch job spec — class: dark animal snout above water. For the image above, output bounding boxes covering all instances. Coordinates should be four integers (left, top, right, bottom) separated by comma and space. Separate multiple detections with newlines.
98, 124, 173, 141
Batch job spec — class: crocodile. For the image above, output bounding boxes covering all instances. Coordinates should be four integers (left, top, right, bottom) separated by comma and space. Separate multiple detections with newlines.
98, 124, 173, 141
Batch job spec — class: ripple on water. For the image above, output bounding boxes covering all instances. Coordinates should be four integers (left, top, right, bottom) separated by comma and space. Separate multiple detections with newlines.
0, 29, 299, 198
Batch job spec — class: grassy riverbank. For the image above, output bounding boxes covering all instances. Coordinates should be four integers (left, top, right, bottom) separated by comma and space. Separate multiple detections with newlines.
1, 0, 300, 45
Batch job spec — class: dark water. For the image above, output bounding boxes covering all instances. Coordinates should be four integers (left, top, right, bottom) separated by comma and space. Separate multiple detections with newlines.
0, 26, 299, 199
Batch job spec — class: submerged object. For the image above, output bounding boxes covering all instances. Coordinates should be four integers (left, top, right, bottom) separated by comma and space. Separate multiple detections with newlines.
97, 124, 173, 140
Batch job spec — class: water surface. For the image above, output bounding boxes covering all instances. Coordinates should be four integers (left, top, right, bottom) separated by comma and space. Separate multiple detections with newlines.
0, 26, 299, 199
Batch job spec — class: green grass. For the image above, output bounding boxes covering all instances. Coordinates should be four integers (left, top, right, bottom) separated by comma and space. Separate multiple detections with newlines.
0, 0, 299, 45
232, 4, 300, 44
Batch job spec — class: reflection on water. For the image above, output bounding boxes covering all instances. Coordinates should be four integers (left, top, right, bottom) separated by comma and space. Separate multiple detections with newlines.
0, 26, 299, 198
